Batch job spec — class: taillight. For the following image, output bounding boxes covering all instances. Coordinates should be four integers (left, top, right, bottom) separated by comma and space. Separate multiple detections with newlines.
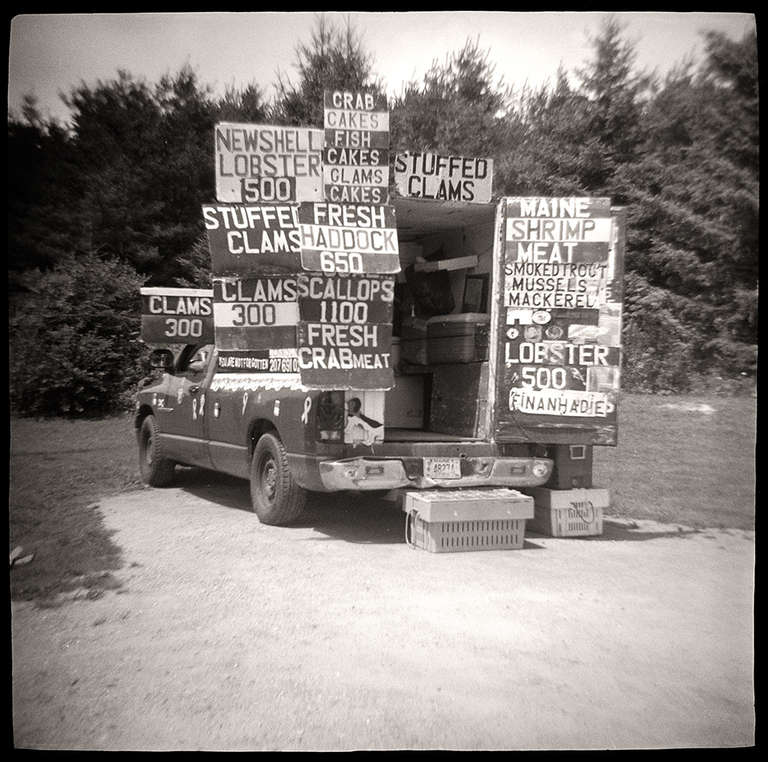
316, 391, 345, 442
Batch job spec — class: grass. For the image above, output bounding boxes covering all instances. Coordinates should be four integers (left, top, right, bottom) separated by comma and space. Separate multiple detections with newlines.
9, 393, 756, 604
595, 394, 756, 530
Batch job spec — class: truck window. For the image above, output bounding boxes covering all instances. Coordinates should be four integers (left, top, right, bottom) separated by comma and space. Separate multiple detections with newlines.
176, 344, 214, 378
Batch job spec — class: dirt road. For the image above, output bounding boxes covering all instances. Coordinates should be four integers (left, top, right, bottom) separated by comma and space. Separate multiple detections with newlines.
11, 472, 755, 750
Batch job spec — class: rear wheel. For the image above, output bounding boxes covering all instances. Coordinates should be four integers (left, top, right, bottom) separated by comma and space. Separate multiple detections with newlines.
138, 414, 176, 487
249, 432, 306, 525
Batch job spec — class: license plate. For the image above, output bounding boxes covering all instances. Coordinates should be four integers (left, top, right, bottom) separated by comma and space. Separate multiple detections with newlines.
424, 457, 461, 479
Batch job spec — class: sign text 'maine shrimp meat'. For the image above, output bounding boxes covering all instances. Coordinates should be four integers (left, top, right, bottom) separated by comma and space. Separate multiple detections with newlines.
494, 197, 624, 445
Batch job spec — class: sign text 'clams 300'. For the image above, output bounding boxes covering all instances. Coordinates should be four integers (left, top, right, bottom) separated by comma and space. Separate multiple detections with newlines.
214, 123, 323, 203
212, 275, 299, 351
140, 287, 214, 344
494, 197, 623, 445
298, 202, 400, 274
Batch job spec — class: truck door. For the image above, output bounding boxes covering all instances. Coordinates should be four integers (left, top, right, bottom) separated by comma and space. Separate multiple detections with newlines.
203, 349, 253, 479
158, 343, 215, 468
489, 197, 625, 447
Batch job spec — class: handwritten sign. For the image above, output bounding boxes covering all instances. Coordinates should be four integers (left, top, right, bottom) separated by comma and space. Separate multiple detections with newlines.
212, 275, 298, 351
394, 151, 493, 203
140, 287, 214, 344
298, 202, 400, 274
297, 273, 395, 390
214, 122, 323, 203
203, 204, 301, 276
494, 197, 623, 445
324, 90, 389, 204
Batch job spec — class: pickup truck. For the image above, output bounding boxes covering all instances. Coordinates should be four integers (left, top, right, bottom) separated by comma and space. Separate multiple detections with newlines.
134, 340, 554, 525
135, 194, 624, 527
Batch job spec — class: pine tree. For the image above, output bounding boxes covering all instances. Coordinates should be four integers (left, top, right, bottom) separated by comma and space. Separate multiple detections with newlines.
272, 15, 381, 127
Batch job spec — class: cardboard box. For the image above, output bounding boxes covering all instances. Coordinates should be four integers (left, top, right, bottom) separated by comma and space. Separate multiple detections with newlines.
525, 487, 609, 537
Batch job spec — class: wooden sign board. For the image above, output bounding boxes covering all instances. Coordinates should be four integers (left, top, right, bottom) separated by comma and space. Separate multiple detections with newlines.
203, 203, 301, 276
140, 287, 214, 344
297, 272, 396, 390
214, 122, 323, 203
298, 202, 400, 274
493, 197, 623, 446
394, 151, 493, 204
323, 90, 390, 204
212, 275, 299, 351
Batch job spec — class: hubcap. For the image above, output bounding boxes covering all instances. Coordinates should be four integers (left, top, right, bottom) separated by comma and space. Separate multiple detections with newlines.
262, 458, 277, 502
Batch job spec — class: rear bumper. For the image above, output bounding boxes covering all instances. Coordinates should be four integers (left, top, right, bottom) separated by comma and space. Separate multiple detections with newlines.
318, 456, 552, 491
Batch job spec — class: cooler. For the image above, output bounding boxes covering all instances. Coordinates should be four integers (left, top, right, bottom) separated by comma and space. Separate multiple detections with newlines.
426, 313, 490, 364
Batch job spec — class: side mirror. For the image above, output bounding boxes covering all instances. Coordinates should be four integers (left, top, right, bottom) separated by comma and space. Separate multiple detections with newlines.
149, 349, 174, 373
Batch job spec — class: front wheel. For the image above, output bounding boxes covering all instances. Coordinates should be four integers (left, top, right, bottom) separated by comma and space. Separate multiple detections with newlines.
249, 432, 306, 525
138, 414, 176, 487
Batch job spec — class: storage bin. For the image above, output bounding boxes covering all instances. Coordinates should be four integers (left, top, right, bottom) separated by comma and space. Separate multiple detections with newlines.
407, 515, 526, 552
404, 488, 533, 553
426, 313, 490, 364
429, 361, 488, 438
385, 374, 425, 429
546, 444, 594, 489
400, 318, 428, 365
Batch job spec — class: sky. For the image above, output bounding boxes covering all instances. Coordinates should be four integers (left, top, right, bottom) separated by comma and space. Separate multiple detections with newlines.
7, 11, 756, 124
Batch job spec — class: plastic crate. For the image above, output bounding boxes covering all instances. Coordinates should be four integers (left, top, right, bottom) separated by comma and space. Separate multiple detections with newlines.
406, 513, 526, 552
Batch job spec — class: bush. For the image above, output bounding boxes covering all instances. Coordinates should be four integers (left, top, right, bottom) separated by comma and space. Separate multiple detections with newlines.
10, 254, 148, 417
620, 272, 700, 393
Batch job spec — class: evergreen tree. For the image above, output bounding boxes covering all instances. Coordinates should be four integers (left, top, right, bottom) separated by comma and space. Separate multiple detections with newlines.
390, 37, 516, 159
272, 15, 381, 127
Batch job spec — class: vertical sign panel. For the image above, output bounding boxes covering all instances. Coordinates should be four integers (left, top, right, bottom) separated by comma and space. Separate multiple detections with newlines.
323, 90, 389, 204
298, 202, 400, 274
494, 197, 623, 445
297, 273, 396, 390
214, 122, 324, 203
393, 151, 494, 204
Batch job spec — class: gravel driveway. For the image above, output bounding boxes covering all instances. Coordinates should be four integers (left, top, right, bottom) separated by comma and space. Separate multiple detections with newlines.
12, 470, 755, 750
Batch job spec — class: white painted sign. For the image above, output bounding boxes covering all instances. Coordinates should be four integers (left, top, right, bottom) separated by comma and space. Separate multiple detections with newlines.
215, 122, 324, 203
394, 151, 493, 203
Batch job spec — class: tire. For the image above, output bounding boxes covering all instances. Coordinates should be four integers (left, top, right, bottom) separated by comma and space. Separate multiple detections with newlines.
249, 432, 306, 526
138, 414, 176, 487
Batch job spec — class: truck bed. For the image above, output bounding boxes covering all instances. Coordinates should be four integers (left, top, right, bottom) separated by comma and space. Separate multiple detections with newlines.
384, 427, 482, 443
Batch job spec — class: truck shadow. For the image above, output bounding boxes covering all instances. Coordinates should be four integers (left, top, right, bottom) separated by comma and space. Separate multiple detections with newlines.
175, 468, 546, 547
528, 519, 703, 542
174, 470, 706, 546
